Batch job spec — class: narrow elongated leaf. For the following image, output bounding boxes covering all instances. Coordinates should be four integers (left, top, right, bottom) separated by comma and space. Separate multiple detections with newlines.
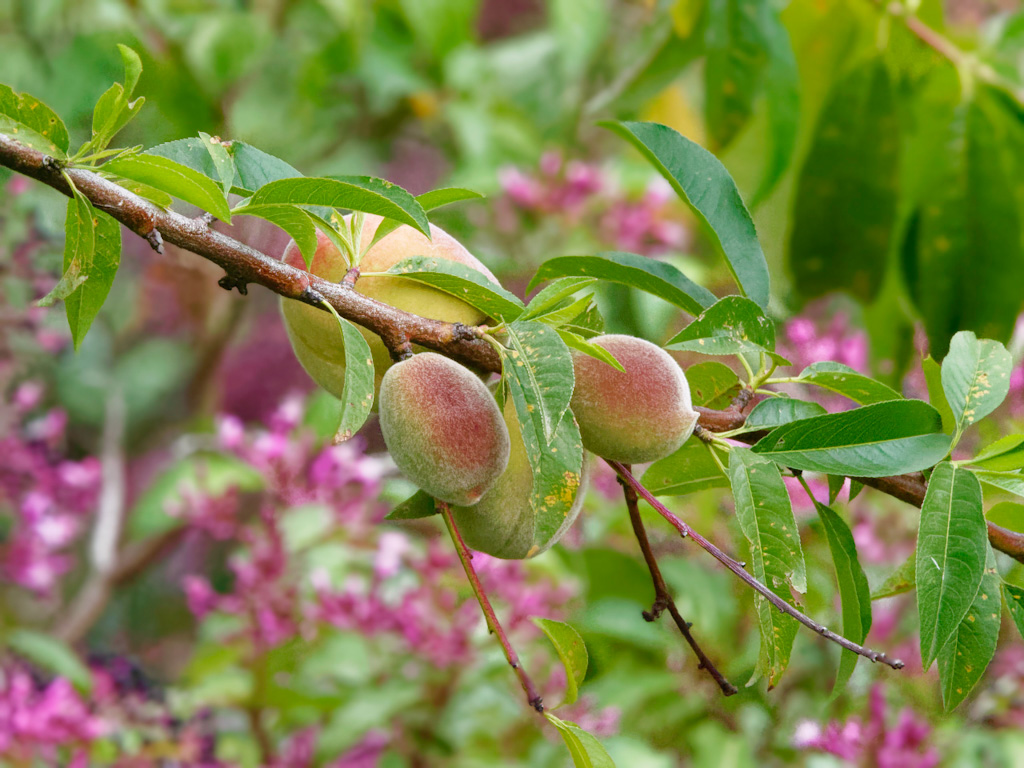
975, 470, 1024, 498
940, 331, 1012, 439
524, 278, 597, 319
383, 256, 524, 320
233, 204, 318, 266
917, 462, 987, 668
199, 132, 235, 195
642, 439, 728, 496
6, 630, 92, 693
666, 295, 778, 355
545, 714, 617, 768
118, 44, 142, 97
814, 502, 872, 697
789, 58, 898, 302
728, 448, 805, 687
89, 83, 144, 154
528, 252, 717, 317
557, 330, 625, 373
602, 121, 770, 308
905, 97, 1024, 358
502, 321, 575, 445
971, 435, 1024, 471
148, 139, 303, 195
384, 490, 437, 520
794, 362, 903, 405
685, 361, 741, 407
752, 400, 950, 477
319, 306, 375, 442
938, 547, 1000, 710
533, 618, 588, 706
414, 187, 483, 210
742, 398, 826, 431
64, 207, 121, 351
250, 177, 429, 237
0, 84, 69, 155
103, 154, 232, 222
872, 554, 916, 600
752, 12, 799, 206
529, 413, 586, 552
704, 0, 771, 150
1004, 583, 1024, 642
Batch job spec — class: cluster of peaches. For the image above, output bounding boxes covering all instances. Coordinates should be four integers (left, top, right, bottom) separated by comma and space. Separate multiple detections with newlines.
280, 217, 699, 558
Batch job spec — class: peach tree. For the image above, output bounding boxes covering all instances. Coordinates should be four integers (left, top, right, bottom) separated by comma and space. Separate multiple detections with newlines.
2, 40, 1024, 765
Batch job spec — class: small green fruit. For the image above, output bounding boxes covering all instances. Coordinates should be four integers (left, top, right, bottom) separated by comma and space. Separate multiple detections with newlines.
570, 334, 698, 464
378, 352, 510, 506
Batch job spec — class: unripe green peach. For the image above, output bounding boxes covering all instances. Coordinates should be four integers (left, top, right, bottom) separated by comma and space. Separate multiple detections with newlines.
280, 215, 499, 400
378, 352, 510, 506
452, 400, 588, 559
570, 334, 698, 464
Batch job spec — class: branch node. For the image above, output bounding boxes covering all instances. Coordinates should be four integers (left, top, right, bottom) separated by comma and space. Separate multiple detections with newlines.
196, 212, 215, 227
144, 228, 164, 255
341, 267, 360, 289
41, 155, 63, 174
218, 274, 248, 295
694, 424, 714, 444
529, 696, 545, 713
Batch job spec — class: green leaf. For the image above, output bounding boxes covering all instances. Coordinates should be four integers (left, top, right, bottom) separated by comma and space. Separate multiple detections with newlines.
752, 400, 950, 477
147, 139, 303, 195
752, 11, 799, 206
523, 277, 598, 319
793, 361, 903, 405
557, 330, 625, 373
528, 252, 717, 317
903, 97, 1024, 357
414, 187, 484, 210
742, 398, 826, 431
923, 355, 955, 434
642, 439, 728, 496
685, 361, 741, 407
986, 501, 1024, 534
789, 58, 898, 303
545, 714, 617, 768
814, 502, 872, 698
118, 44, 143, 97
0, 84, 69, 156
940, 331, 1012, 440
36, 264, 89, 307
728, 448, 805, 687
319, 305, 375, 442
533, 618, 588, 706
976, 470, 1024, 498
250, 177, 429, 238
6, 630, 92, 693
65, 206, 120, 351
233, 204, 318, 267
502, 321, 575, 444
102, 153, 232, 222
385, 490, 438, 520
666, 295, 788, 364
971, 435, 1024, 471
529, 413, 586, 552
383, 256, 525, 320
872, 553, 916, 600
602, 121, 770, 308
89, 83, 144, 154
917, 462, 988, 668
199, 132, 235, 196
937, 546, 1000, 710
1003, 582, 1024, 642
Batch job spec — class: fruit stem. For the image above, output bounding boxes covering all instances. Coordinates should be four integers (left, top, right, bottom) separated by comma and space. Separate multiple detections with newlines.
438, 500, 545, 713
608, 461, 906, 671
619, 466, 738, 696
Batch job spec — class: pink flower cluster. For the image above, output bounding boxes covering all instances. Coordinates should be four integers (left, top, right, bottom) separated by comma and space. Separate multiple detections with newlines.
0, 667, 105, 766
794, 684, 938, 768
498, 151, 690, 256
779, 309, 869, 378
0, 383, 101, 593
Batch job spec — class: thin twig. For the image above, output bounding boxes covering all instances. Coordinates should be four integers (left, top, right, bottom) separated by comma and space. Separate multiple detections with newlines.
619, 467, 738, 695
437, 500, 545, 713
608, 461, 905, 671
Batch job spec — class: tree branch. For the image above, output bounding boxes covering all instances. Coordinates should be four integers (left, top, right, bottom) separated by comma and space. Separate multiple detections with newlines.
2, 134, 1022, 563
609, 460, 906, 670
619, 466, 738, 696
438, 500, 544, 713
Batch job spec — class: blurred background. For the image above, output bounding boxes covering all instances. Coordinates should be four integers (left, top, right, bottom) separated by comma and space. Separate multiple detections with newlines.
1, 0, 1024, 765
